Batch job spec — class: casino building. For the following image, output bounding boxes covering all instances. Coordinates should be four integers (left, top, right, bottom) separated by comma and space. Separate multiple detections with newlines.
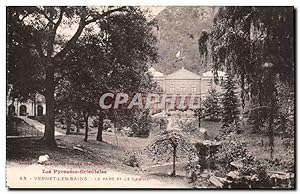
148, 67, 225, 111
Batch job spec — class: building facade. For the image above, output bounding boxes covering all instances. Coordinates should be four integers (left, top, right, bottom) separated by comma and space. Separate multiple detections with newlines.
148, 67, 225, 110
7, 93, 46, 117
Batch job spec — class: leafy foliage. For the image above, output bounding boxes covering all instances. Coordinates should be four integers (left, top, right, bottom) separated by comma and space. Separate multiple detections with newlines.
247, 107, 269, 134
25, 6, 157, 142
215, 132, 270, 182
113, 110, 153, 137
146, 129, 194, 176
202, 7, 294, 89
123, 151, 139, 167
221, 73, 240, 128
7, 6, 159, 145
198, 7, 294, 158
216, 132, 251, 165
7, 7, 45, 101
147, 130, 193, 160
203, 88, 221, 121
7, 6, 135, 145
175, 117, 198, 132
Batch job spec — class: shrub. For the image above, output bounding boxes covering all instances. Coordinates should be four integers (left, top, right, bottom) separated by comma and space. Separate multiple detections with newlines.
146, 129, 194, 176
123, 151, 139, 167
215, 132, 252, 165
175, 117, 198, 132
215, 131, 272, 187
203, 88, 222, 121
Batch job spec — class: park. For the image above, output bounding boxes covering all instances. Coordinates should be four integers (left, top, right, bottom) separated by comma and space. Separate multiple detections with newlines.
6, 6, 294, 189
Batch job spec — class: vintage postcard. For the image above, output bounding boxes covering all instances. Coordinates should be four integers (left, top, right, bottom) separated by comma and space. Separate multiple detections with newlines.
6, 6, 295, 189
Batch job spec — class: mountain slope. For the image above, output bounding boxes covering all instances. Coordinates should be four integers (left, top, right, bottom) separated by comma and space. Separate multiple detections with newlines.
153, 6, 218, 75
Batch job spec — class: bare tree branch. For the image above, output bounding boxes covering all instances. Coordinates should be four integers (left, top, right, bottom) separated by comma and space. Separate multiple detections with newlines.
84, 6, 128, 25
53, 19, 85, 62
53, 7, 65, 33
36, 7, 56, 25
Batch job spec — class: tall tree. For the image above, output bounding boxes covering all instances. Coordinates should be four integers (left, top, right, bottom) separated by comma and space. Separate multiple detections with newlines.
7, 6, 142, 146
199, 7, 294, 159
221, 73, 240, 128
56, 31, 107, 142
56, 7, 157, 142
203, 88, 221, 121
94, 8, 157, 141
7, 7, 44, 104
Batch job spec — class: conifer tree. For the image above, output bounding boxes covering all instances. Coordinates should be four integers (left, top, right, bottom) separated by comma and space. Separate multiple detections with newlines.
203, 88, 221, 121
221, 73, 240, 128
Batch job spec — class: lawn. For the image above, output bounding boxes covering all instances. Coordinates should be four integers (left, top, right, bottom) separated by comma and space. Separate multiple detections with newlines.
7, 118, 293, 170
6, 117, 43, 137
6, 117, 294, 188
6, 129, 190, 188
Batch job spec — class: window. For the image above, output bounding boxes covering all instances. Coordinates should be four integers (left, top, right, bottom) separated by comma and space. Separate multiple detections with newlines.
192, 84, 196, 94
170, 84, 175, 93
180, 84, 185, 93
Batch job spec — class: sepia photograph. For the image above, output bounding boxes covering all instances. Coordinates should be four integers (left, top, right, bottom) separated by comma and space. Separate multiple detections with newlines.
5, 5, 295, 189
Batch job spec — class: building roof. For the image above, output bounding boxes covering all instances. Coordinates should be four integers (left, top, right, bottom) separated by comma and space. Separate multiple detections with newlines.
202, 69, 226, 77
148, 67, 164, 77
166, 67, 200, 80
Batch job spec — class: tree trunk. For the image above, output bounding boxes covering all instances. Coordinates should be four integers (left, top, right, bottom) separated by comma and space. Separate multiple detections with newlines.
66, 110, 71, 135
43, 9, 56, 147
199, 98, 202, 128
269, 101, 275, 160
76, 119, 80, 134
96, 111, 104, 141
268, 68, 275, 160
43, 65, 56, 147
33, 96, 36, 117
171, 146, 177, 176
83, 113, 89, 142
